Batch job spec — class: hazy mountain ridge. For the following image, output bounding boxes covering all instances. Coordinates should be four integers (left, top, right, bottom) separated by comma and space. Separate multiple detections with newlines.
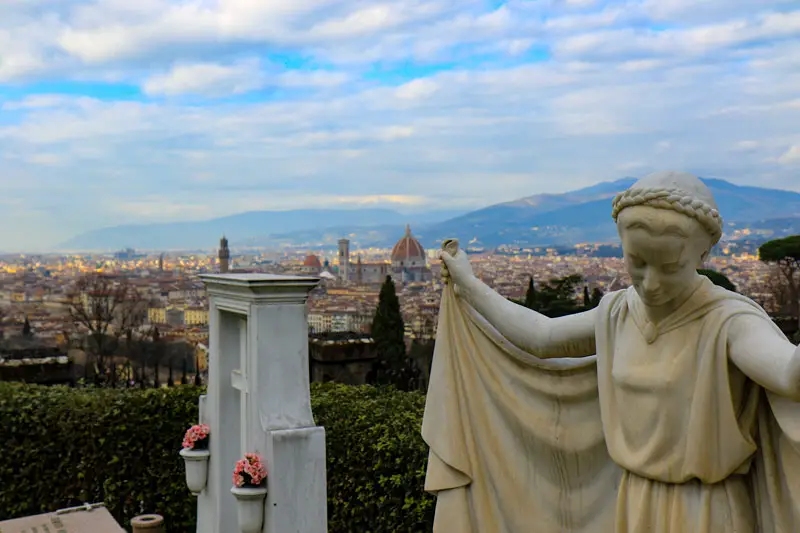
58, 209, 466, 252
59, 178, 800, 252
244, 224, 409, 250
416, 178, 800, 248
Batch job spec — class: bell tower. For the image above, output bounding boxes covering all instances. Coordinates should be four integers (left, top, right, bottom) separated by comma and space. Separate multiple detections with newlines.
218, 236, 230, 274
337, 238, 350, 282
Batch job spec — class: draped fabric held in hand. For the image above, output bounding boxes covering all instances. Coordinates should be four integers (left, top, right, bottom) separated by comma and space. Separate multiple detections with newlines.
421, 284, 620, 533
422, 282, 800, 533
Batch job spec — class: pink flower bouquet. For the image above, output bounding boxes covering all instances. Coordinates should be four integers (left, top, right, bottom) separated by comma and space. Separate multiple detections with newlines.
182, 423, 210, 451
232, 453, 268, 488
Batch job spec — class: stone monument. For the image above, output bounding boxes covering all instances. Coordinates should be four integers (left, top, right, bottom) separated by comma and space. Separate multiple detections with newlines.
425, 171, 800, 532
196, 273, 327, 533
0, 504, 125, 532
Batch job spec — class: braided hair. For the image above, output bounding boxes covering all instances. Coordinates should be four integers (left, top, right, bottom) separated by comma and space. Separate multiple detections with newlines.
611, 186, 723, 246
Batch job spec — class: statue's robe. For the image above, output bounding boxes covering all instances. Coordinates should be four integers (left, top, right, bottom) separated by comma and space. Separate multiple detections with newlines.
422, 278, 800, 532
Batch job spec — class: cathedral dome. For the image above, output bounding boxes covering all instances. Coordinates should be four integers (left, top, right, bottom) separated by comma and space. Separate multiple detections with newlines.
303, 254, 322, 268
391, 225, 425, 264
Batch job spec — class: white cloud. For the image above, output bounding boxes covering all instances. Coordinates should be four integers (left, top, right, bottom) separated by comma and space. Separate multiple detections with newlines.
544, 7, 625, 31
655, 140, 672, 152
640, 0, 797, 22
25, 153, 65, 166
142, 59, 266, 97
0, 0, 800, 250
505, 38, 535, 55
735, 140, 761, 151
278, 125, 415, 147
111, 193, 431, 223
307, 4, 405, 40
777, 145, 800, 164
395, 79, 439, 100
139, 60, 348, 97
114, 198, 221, 220
379, 126, 415, 140
54, 0, 464, 66
279, 70, 350, 87
553, 10, 800, 59
562, 0, 599, 7
2, 94, 82, 110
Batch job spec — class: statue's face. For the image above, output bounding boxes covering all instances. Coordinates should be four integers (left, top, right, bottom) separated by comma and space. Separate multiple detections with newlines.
617, 206, 710, 308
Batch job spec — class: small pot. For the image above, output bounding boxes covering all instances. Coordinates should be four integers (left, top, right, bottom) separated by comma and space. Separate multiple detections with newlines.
230, 485, 268, 533
180, 447, 210, 495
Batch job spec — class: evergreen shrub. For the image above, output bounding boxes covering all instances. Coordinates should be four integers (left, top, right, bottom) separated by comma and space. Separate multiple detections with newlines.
0, 382, 434, 532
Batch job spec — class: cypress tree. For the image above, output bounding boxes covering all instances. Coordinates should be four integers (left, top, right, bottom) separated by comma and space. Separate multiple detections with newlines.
583, 286, 591, 309
181, 357, 189, 385
139, 360, 146, 389
524, 277, 537, 310
194, 355, 202, 386
591, 287, 605, 308
153, 361, 160, 388
371, 275, 418, 391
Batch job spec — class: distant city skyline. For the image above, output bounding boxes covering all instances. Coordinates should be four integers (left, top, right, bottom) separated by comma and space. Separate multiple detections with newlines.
0, 0, 798, 252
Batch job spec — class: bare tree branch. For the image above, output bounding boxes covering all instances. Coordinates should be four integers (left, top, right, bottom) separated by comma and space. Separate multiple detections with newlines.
67, 274, 147, 380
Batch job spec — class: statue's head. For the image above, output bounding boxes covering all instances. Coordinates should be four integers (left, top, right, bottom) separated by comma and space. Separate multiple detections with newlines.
612, 171, 723, 307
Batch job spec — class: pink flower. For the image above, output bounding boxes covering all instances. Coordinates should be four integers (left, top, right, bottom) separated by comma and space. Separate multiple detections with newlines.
232, 453, 268, 488
182, 424, 210, 450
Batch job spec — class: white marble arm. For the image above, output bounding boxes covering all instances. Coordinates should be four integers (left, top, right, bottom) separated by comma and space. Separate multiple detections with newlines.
455, 274, 597, 359
728, 315, 800, 401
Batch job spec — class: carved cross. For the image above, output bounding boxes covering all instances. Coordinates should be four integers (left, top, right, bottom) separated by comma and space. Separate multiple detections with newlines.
231, 368, 248, 454
231, 314, 249, 454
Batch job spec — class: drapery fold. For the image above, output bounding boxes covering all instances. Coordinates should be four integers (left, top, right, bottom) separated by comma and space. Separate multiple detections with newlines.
422, 283, 800, 532
422, 285, 620, 532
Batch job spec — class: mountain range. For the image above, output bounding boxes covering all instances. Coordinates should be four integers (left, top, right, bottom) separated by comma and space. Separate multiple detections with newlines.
416, 178, 800, 249
59, 178, 800, 252
59, 208, 466, 251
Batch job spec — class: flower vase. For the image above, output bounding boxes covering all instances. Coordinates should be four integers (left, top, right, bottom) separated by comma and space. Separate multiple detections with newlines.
180, 448, 210, 495
230, 486, 268, 533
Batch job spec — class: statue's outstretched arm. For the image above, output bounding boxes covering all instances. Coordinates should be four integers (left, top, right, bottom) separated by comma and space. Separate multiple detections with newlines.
441, 242, 596, 359
456, 277, 597, 358
728, 314, 800, 401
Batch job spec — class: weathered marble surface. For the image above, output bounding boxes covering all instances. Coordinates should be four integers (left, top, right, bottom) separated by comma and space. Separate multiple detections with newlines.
427, 171, 800, 532
197, 274, 327, 533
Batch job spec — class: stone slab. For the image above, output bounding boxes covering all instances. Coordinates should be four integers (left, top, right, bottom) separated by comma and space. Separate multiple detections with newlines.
0, 507, 125, 533
264, 426, 328, 533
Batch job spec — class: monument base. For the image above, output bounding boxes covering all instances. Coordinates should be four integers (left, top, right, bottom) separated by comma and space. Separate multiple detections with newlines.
263, 426, 328, 533
0, 505, 125, 533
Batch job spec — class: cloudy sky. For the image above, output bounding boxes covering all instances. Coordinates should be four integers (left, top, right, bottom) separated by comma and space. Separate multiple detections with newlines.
1, 0, 799, 252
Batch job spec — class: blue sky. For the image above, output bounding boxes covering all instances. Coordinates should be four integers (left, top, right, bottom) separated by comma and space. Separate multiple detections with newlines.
0, 0, 799, 252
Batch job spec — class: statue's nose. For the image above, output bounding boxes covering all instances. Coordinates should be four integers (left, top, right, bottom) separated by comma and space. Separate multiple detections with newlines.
642, 272, 660, 293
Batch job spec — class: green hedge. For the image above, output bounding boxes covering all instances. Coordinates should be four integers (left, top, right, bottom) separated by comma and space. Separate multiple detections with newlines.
0, 382, 434, 532
311, 384, 433, 532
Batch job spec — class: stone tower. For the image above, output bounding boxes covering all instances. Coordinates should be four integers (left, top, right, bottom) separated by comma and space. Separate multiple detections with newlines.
337, 238, 350, 282
356, 255, 363, 285
218, 236, 230, 274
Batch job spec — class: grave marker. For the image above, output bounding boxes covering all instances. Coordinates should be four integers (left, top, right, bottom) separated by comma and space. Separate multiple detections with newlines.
196, 273, 326, 533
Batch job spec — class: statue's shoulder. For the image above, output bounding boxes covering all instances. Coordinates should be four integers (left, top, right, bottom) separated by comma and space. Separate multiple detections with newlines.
705, 283, 770, 320
597, 287, 633, 315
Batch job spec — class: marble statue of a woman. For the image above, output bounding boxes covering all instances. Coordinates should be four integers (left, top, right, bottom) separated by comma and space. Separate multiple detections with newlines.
422, 171, 800, 533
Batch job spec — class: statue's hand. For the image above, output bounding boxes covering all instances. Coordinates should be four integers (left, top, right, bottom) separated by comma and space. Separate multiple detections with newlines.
440, 239, 474, 286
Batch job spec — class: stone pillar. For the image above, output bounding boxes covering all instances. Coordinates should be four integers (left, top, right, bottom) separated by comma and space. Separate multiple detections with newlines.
197, 274, 326, 533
